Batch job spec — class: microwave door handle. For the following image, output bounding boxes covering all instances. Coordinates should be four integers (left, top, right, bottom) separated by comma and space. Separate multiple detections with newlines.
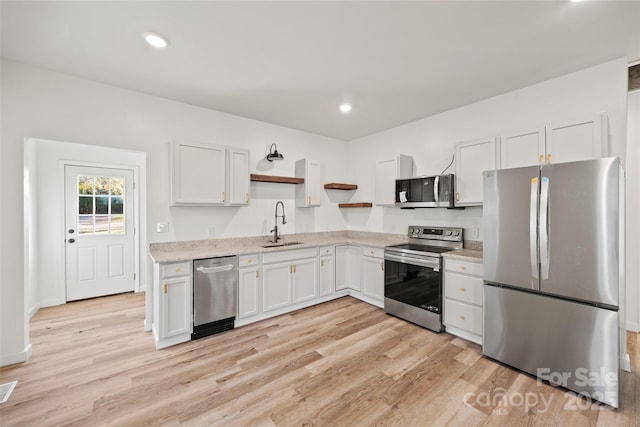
530, 177, 539, 279
434, 175, 439, 205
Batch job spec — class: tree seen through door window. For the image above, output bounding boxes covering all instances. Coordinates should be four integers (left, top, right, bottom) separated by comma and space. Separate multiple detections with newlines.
77, 176, 125, 234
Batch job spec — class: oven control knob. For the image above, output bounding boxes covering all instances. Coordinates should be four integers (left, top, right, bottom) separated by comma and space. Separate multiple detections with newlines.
445, 230, 452, 236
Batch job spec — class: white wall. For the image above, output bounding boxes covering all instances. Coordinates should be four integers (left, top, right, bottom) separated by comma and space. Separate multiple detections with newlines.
626, 89, 640, 332
1, 59, 349, 365
346, 57, 636, 327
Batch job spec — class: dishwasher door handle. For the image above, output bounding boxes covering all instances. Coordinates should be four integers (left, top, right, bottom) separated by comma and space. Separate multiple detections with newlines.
196, 264, 235, 274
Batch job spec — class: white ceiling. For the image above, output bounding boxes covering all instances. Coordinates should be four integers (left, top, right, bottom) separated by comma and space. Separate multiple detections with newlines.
2, 1, 639, 141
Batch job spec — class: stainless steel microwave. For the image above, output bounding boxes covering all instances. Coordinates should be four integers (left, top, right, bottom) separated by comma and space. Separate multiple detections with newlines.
395, 174, 456, 208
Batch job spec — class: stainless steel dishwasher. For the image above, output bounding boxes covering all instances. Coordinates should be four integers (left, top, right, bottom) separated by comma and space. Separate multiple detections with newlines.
192, 256, 238, 340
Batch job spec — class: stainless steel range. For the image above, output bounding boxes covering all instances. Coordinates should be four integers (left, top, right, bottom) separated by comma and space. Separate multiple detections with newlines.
384, 226, 463, 332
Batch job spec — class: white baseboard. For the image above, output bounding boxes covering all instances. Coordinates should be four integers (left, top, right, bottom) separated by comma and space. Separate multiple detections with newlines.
626, 320, 639, 333
40, 298, 65, 308
0, 344, 32, 367
28, 303, 40, 319
623, 353, 631, 372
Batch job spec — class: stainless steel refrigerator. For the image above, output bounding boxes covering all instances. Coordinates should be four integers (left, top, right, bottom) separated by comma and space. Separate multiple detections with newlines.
482, 157, 625, 408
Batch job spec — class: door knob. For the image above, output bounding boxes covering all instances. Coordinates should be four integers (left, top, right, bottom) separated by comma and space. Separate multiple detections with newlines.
68, 229, 75, 234
68, 238, 75, 243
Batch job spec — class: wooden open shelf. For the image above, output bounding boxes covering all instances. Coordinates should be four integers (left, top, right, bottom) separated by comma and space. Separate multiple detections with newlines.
324, 183, 358, 190
250, 174, 304, 184
338, 202, 373, 208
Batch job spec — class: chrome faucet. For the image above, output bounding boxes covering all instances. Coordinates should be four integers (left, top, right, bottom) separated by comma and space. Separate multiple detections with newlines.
270, 201, 286, 243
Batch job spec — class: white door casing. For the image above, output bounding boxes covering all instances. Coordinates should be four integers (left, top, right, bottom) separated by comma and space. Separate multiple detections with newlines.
65, 165, 135, 301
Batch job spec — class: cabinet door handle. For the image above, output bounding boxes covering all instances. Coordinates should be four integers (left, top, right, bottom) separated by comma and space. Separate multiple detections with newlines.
163, 284, 168, 294
321, 260, 324, 267
245, 192, 250, 203
381, 261, 384, 271
456, 192, 460, 202
547, 153, 552, 163
256, 271, 259, 279
308, 196, 311, 205
290, 264, 292, 274
222, 191, 226, 202
293, 264, 296, 273
539, 154, 544, 164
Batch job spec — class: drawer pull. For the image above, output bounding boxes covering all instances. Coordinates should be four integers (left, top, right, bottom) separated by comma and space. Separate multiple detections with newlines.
460, 266, 466, 271
175, 268, 180, 273
460, 287, 466, 292
460, 315, 465, 321
247, 258, 252, 263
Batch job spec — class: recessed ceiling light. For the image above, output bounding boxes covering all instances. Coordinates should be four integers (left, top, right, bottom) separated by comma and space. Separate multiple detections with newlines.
143, 32, 169, 49
570, 0, 583, 3
339, 104, 352, 113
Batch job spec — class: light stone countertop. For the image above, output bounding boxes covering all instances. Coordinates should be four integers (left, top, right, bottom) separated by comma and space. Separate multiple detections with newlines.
443, 249, 483, 261
149, 230, 409, 263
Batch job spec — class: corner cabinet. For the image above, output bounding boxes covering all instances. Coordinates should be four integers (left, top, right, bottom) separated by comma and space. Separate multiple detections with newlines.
335, 244, 362, 291
319, 246, 335, 296
169, 141, 250, 206
361, 247, 384, 303
152, 261, 192, 349
295, 159, 321, 207
454, 137, 498, 206
375, 155, 413, 206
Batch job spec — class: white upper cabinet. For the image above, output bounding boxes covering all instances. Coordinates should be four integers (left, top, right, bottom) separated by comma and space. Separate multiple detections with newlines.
295, 159, 321, 207
227, 147, 250, 206
375, 155, 413, 206
545, 114, 606, 164
170, 140, 226, 206
454, 137, 498, 206
499, 113, 607, 170
170, 141, 250, 206
500, 127, 546, 170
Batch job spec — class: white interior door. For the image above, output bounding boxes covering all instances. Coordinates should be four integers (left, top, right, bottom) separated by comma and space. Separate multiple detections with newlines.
65, 165, 135, 301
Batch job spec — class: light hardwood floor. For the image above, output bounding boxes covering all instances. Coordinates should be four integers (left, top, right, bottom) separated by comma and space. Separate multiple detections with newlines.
0, 293, 638, 426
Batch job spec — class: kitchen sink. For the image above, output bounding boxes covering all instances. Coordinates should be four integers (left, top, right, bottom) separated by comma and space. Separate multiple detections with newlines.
261, 241, 304, 248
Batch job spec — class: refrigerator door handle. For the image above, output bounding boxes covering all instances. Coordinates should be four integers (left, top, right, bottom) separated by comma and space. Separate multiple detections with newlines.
530, 177, 539, 279
539, 177, 550, 280
434, 175, 439, 204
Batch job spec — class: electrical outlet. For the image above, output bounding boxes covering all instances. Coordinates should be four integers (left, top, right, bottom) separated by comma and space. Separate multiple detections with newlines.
470, 228, 479, 239
156, 222, 169, 233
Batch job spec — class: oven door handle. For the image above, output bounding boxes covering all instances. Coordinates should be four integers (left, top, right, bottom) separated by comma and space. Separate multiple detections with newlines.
384, 253, 440, 271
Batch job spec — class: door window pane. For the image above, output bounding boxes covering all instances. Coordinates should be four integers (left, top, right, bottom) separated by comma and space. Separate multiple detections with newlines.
78, 215, 94, 234
78, 196, 93, 214
95, 197, 109, 214
111, 197, 123, 214
76, 174, 127, 235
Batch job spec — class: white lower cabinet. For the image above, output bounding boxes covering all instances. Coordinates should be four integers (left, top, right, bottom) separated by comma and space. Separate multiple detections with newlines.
152, 261, 192, 349
238, 255, 261, 319
443, 257, 484, 345
319, 246, 335, 296
261, 248, 318, 314
262, 261, 293, 312
362, 247, 384, 302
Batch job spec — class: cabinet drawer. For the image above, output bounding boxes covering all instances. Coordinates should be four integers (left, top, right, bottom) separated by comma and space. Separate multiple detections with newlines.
262, 247, 318, 264
445, 272, 483, 306
444, 299, 482, 336
239, 254, 260, 268
445, 259, 483, 276
362, 246, 384, 259
319, 246, 334, 256
161, 261, 191, 278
